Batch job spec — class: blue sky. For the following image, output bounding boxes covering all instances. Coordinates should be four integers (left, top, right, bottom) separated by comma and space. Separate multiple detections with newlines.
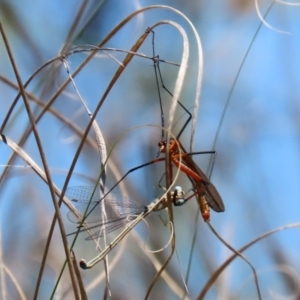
1, 1, 300, 299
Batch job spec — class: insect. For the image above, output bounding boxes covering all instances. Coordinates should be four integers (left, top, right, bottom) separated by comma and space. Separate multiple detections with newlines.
157, 138, 224, 221
66, 185, 186, 241
66, 185, 186, 269
149, 28, 225, 221
67, 28, 224, 268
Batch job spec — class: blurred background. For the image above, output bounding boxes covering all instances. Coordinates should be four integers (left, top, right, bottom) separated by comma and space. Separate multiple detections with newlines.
0, 0, 300, 299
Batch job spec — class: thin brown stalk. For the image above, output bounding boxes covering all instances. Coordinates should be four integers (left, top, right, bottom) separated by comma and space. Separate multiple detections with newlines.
71, 251, 88, 300
144, 139, 176, 300
0, 22, 79, 300
41, 28, 153, 299
198, 223, 300, 299
207, 222, 262, 300
61, 0, 89, 53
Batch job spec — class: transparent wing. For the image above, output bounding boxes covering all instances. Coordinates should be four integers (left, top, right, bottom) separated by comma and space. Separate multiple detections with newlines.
84, 216, 140, 240
66, 186, 146, 239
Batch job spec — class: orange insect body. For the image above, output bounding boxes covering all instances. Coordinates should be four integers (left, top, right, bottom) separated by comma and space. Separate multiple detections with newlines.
158, 138, 225, 221
198, 195, 210, 221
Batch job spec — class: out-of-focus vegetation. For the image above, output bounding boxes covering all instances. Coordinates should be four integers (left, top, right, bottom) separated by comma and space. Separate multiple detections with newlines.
1, 1, 300, 299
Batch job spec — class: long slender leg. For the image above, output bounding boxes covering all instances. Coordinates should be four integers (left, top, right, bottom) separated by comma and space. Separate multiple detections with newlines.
150, 29, 192, 141
81, 157, 166, 222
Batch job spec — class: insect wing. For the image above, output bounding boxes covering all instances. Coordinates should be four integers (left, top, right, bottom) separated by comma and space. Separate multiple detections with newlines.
67, 201, 102, 223
84, 216, 139, 240
66, 186, 146, 238
66, 186, 101, 223
193, 166, 225, 212
66, 185, 101, 202
177, 141, 225, 212
204, 183, 224, 212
